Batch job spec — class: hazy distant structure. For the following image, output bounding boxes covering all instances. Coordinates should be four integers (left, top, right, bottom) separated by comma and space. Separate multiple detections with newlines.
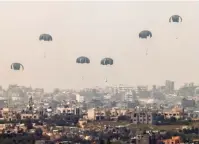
181, 98, 195, 108
28, 96, 34, 112
76, 94, 84, 103
165, 80, 175, 93
135, 86, 150, 98
195, 87, 199, 96
152, 85, 156, 92
124, 90, 136, 102
6, 89, 12, 109
135, 86, 148, 93
178, 83, 196, 97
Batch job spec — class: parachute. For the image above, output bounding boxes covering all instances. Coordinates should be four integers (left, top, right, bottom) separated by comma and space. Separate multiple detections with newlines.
11, 63, 24, 71
169, 15, 182, 40
139, 30, 152, 55
76, 56, 90, 81
76, 56, 90, 64
139, 30, 152, 39
169, 15, 182, 23
39, 33, 52, 58
101, 58, 113, 65
39, 34, 53, 41
100, 58, 113, 83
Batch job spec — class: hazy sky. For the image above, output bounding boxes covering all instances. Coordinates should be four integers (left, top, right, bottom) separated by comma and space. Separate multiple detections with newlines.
0, 1, 198, 91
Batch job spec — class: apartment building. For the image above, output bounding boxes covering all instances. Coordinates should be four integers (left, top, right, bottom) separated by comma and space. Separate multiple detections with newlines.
161, 136, 181, 144
163, 106, 183, 120
21, 112, 39, 120
56, 106, 81, 115
87, 108, 106, 120
131, 111, 154, 124
1, 108, 16, 121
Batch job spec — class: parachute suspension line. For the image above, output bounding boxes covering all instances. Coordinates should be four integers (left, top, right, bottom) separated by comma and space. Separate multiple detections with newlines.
80, 64, 85, 89
145, 47, 148, 56
44, 43, 47, 59
81, 64, 85, 81
44, 51, 46, 58
104, 66, 109, 87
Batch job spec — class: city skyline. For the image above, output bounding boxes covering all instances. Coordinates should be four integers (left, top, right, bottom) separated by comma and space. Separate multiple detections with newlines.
0, 1, 199, 91
0, 80, 197, 93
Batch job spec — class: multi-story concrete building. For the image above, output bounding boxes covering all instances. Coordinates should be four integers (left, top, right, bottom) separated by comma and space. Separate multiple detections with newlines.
165, 80, 175, 93
76, 94, 84, 103
163, 106, 183, 120
1, 108, 17, 121
161, 136, 181, 144
131, 111, 155, 124
124, 91, 136, 102
21, 112, 39, 120
87, 108, 105, 120
56, 106, 81, 115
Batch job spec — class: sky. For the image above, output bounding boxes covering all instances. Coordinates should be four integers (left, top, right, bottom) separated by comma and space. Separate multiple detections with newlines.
0, 1, 198, 91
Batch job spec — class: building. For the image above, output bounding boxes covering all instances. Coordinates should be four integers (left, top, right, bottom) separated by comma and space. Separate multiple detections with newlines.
131, 133, 159, 144
76, 94, 84, 103
135, 86, 148, 93
21, 112, 39, 120
165, 80, 175, 93
56, 106, 81, 115
21, 95, 39, 120
181, 98, 195, 108
1, 108, 17, 121
161, 136, 181, 144
131, 111, 155, 124
124, 91, 136, 102
87, 108, 105, 120
163, 106, 183, 120
135, 86, 150, 98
